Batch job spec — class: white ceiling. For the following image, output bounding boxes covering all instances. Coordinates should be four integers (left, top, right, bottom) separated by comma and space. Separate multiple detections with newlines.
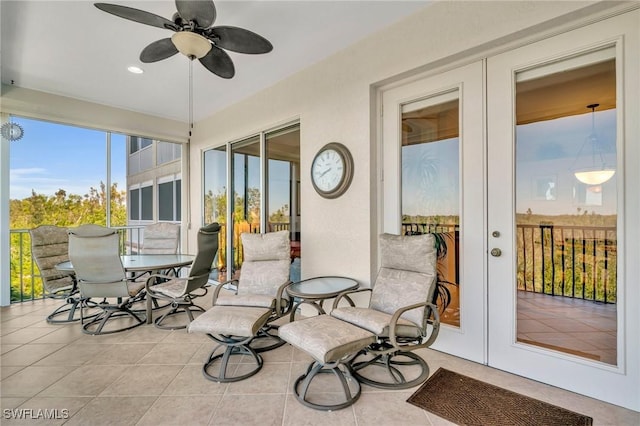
1, 0, 430, 123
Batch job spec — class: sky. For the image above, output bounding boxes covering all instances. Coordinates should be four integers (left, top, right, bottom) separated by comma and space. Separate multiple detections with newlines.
9, 116, 126, 200
10, 115, 289, 225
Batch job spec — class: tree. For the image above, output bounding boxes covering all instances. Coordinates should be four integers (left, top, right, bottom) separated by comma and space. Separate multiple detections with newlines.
9, 183, 127, 301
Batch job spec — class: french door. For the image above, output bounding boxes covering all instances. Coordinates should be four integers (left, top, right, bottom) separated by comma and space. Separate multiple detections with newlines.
382, 61, 486, 363
382, 10, 639, 410
486, 12, 638, 410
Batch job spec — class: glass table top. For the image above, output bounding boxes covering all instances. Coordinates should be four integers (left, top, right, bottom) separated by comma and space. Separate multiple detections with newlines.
286, 276, 359, 299
56, 254, 195, 272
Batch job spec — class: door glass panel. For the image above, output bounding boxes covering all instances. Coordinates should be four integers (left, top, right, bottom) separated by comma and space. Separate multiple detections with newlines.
231, 136, 261, 276
266, 125, 301, 279
204, 146, 227, 281
401, 94, 460, 327
515, 56, 617, 365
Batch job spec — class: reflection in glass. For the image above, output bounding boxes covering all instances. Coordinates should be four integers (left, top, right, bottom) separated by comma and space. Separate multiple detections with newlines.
401, 96, 460, 327
232, 136, 261, 276
203, 145, 227, 280
515, 57, 617, 365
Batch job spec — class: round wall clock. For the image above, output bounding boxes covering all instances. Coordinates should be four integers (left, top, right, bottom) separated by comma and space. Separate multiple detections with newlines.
311, 142, 354, 199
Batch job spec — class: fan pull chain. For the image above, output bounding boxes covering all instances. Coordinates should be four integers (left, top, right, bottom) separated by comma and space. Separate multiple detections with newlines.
188, 58, 194, 143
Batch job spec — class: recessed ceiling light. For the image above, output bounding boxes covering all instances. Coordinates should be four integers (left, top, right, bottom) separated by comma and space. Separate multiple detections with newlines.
127, 66, 144, 74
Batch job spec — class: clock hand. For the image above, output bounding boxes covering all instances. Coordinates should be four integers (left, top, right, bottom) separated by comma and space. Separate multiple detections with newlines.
319, 168, 332, 177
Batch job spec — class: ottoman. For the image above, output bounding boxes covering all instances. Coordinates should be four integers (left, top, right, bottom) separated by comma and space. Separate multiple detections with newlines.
188, 305, 273, 382
279, 315, 376, 410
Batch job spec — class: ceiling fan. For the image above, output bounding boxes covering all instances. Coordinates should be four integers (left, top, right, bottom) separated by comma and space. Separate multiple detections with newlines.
94, 0, 273, 78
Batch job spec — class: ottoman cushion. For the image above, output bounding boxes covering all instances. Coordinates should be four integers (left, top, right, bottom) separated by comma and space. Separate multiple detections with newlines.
188, 305, 272, 337
279, 315, 375, 364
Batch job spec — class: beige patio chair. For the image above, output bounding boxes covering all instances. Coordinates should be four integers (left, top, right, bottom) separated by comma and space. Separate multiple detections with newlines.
29, 225, 80, 323
68, 225, 146, 335
141, 222, 180, 254
144, 222, 220, 330
188, 230, 292, 382
329, 232, 440, 389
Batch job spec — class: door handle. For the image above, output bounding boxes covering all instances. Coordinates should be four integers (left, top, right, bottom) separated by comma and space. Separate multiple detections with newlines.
491, 248, 502, 257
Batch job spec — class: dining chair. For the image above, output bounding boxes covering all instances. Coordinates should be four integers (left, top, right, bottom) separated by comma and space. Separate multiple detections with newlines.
29, 225, 80, 323
68, 225, 146, 335
187, 230, 292, 382
141, 222, 180, 254
136, 222, 182, 287
144, 222, 220, 329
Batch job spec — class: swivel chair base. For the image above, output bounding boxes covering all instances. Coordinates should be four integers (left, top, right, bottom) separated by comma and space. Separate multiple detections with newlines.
351, 348, 430, 389
202, 337, 263, 383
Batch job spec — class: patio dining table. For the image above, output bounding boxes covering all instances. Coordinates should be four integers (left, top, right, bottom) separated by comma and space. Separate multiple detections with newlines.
55, 253, 195, 274
56, 253, 196, 324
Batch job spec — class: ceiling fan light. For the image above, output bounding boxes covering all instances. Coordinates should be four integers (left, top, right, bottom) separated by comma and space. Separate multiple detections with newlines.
171, 32, 211, 58
574, 169, 615, 185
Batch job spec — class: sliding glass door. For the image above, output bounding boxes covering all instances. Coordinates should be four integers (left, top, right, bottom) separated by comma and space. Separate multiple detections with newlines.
203, 123, 300, 281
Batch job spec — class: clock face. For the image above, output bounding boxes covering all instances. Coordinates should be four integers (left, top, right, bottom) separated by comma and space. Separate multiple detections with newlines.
312, 148, 345, 192
311, 142, 354, 198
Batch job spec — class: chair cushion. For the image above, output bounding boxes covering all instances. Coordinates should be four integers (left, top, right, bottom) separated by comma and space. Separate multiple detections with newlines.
241, 231, 290, 262
127, 280, 146, 297
237, 259, 290, 297
370, 268, 436, 326
331, 307, 422, 338
152, 278, 186, 298
30, 225, 75, 293
142, 223, 180, 254
216, 294, 275, 309
379, 233, 436, 275
279, 315, 375, 364
188, 305, 272, 337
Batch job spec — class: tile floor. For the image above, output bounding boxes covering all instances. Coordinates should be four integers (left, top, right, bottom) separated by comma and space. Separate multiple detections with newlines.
1, 296, 638, 425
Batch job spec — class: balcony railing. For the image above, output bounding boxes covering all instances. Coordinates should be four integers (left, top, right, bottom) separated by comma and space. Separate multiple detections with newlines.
9, 222, 616, 305
517, 224, 616, 303
401, 222, 617, 304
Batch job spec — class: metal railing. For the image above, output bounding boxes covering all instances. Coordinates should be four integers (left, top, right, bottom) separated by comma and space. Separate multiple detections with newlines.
517, 224, 617, 303
9, 222, 616, 304
401, 222, 617, 304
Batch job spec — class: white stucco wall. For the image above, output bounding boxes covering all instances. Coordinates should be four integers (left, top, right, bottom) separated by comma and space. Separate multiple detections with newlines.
189, 1, 611, 287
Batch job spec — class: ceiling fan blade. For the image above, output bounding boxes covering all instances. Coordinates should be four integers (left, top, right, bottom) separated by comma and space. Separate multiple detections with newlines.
95, 3, 178, 30
175, 0, 216, 28
140, 38, 179, 63
206, 26, 273, 54
199, 45, 235, 79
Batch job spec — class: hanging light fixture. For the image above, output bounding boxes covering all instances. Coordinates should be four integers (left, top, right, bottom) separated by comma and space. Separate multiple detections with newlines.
573, 103, 615, 185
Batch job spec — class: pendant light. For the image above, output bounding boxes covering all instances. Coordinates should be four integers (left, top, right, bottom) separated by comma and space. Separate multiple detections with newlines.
573, 103, 615, 185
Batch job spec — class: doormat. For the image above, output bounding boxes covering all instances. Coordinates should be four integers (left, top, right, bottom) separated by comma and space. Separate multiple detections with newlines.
407, 368, 593, 426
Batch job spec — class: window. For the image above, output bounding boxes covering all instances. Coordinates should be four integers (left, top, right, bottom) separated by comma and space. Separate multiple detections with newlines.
157, 141, 182, 165
130, 136, 152, 154
158, 176, 182, 221
130, 188, 140, 220
141, 185, 153, 220
129, 182, 153, 221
